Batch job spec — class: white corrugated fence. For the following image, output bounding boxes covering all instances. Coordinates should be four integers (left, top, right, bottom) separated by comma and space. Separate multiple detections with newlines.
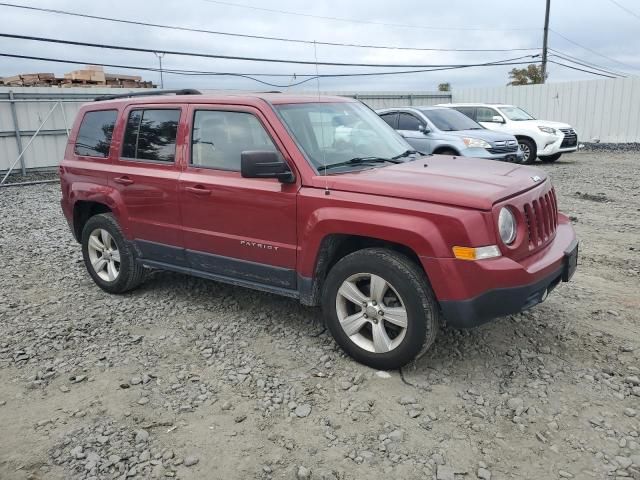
452, 77, 640, 144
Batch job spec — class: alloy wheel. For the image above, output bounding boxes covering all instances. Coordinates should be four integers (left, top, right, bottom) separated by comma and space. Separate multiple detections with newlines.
518, 142, 531, 163
87, 228, 120, 282
335, 273, 408, 353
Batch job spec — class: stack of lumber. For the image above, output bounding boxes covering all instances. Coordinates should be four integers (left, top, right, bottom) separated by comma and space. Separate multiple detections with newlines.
0, 73, 56, 86
0, 65, 155, 88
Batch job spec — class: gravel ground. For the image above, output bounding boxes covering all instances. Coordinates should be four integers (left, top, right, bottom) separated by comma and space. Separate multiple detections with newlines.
0, 150, 638, 480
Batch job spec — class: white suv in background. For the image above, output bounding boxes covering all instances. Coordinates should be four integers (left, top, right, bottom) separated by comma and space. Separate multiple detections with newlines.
438, 103, 578, 164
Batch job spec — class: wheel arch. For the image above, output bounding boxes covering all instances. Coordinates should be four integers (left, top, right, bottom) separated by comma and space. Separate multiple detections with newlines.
432, 145, 460, 155
69, 184, 129, 242
72, 201, 112, 242
514, 134, 538, 148
299, 233, 427, 306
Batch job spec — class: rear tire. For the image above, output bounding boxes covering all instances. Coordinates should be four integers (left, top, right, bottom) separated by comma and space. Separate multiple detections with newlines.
321, 248, 439, 370
81, 213, 145, 294
517, 138, 537, 164
539, 153, 562, 163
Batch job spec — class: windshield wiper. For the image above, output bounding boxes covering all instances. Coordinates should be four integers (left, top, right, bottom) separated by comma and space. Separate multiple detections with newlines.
391, 149, 421, 160
318, 156, 401, 172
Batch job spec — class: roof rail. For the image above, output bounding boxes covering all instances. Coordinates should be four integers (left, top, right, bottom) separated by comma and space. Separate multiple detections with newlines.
94, 88, 201, 102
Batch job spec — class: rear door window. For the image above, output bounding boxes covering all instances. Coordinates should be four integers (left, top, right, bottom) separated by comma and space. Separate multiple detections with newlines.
398, 113, 423, 131
379, 112, 398, 129
453, 107, 476, 120
121, 109, 181, 162
74, 110, 118, 158
476, 107, 499, 123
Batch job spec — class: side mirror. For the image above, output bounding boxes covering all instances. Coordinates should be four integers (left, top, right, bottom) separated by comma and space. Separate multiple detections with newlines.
492, 115, 505, 123
241, 150, 295, 183
419, 124, 431, 134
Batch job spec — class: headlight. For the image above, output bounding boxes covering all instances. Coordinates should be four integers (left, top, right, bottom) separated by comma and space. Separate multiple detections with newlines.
462, 137, 491, 149
498, 207, 517, 245
538, 126, 556, 134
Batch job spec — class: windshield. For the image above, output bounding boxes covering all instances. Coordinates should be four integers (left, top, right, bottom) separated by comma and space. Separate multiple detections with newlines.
275, 102, 411, 171
420, 108, 483, 131
499, 106, 535, 121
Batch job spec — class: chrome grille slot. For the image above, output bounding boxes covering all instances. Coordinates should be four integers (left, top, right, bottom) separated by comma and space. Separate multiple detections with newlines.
560, 128, 577, 148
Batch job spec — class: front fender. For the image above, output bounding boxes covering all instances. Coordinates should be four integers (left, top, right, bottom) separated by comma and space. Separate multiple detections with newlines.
298, 207, 492, 279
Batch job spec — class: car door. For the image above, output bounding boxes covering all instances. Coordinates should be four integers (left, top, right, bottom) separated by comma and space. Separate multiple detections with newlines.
179, 104, 298, 290
110, 104, 186, 264
476, 106, 507, 132
397, 112, 433, 153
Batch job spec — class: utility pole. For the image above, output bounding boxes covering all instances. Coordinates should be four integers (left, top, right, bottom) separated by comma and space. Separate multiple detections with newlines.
154, 52, 165, 88
541, 0, 551, 83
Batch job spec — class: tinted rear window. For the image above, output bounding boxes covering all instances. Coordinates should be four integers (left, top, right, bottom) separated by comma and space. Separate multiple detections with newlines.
379, 113, 397, 129
420, 108, 483, 131
122, 109, 180, 162
74, 110, 117, 158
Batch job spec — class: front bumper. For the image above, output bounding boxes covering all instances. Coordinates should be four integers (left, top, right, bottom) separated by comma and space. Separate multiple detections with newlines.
421, 219, 578, 328
462, 147, 524, 163
538, 133, 578, 155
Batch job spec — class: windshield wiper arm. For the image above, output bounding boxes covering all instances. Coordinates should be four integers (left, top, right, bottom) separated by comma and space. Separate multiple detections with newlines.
318, 156, 401, 172
391, 149, 421, 160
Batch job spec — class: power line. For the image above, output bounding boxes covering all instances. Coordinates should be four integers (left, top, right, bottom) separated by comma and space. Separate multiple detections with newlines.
0, 32, 540, 68
548, 60, 617, 78
549, 29, 638, 70
0, 2, 540, 53
606, 0, 640, 21
549, 55, 624, 77
0, 52, 542, 88
549, 48, 628, 77
202, 0, 540, 32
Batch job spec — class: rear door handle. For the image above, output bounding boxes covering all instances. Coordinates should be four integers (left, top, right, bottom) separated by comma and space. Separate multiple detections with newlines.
185, 185, 212, 195
113, 176, 134, 185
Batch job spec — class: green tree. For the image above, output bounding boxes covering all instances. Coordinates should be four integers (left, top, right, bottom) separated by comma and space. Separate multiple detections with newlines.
507, 64, 547, 86
438, 82, 451, 92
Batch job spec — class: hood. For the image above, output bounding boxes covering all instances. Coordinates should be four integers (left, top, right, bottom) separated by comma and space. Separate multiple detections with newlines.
512, 119, 572, 129
312, 156, 547, 210
441, 128, 517, 143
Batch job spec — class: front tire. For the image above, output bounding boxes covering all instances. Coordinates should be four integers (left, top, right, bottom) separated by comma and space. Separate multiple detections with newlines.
517, 138, 537, 164
81, 213, 145, 294
539, 153, 562, 163
322, 248, 439, 370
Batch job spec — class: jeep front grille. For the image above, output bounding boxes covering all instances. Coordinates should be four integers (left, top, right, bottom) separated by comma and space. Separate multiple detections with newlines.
560, 128, 577, 148
523, 187, 558, 249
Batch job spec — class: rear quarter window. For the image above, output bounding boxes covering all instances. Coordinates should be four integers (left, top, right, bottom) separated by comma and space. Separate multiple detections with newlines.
453, 107, 476, 120
74, 110, 118, 158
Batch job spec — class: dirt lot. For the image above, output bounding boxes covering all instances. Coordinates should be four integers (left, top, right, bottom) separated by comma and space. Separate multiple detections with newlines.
0, 151, 638, 480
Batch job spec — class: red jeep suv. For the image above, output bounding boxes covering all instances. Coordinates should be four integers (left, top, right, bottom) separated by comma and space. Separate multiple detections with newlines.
60, 90, 578, 369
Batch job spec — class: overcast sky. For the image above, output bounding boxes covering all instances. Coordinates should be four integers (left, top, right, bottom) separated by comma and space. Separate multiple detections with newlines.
1, 0, 639, 91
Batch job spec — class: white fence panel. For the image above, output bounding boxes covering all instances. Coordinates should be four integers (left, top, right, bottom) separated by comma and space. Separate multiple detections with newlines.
321, 91, 451, 109
452, 77, 640, 143
0, 87, 153, 173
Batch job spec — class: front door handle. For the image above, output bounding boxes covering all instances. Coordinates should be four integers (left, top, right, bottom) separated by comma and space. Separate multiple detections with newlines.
113, 176, 134, 185
185, 185, 212, 195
